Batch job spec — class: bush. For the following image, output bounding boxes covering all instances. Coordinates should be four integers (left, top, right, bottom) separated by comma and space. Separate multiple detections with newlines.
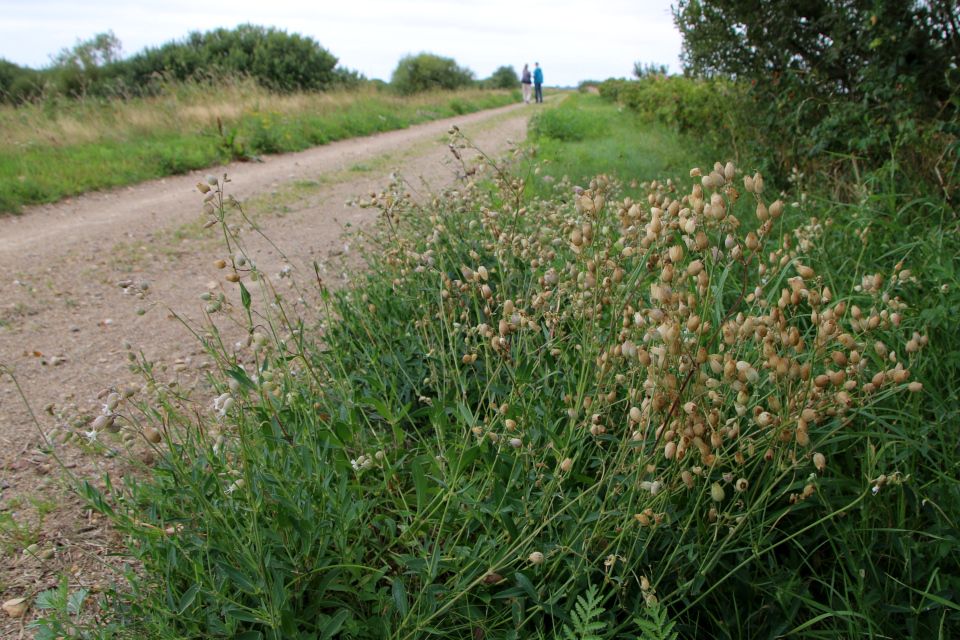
37, 128, 955, 639
485, 65, 520, 90
390, 53, 474, 95
672, 0, 960, 194
118, 24, 342, 93
596, 78, 626, 102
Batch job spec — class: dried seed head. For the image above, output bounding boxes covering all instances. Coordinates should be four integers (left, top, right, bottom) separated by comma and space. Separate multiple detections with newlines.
813, 452, 826, 471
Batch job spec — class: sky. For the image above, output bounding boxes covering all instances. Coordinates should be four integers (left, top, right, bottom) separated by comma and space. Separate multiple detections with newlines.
0, 0, 684, 86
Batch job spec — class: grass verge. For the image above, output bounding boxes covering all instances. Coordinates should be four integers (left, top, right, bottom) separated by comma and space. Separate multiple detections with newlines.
12, 100, 959, 638
0, 79, 521, 213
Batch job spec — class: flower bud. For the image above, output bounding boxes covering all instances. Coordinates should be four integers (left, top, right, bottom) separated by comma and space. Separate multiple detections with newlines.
710, 482, 725, 502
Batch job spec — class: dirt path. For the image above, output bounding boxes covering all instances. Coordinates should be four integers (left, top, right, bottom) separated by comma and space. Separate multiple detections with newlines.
0, 100, 535, 630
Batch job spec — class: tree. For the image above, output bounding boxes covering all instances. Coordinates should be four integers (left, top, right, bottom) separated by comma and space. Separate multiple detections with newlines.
489, 65, 520, 89
390, 53, 474, 95
119, 25, 342, 92
673, 0, 959, 117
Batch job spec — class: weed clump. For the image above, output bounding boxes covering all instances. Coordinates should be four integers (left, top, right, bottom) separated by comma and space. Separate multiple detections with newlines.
37, 133, 952, 639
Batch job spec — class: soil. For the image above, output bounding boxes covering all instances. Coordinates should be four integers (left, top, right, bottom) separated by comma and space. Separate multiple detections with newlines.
0, 101, 534, 634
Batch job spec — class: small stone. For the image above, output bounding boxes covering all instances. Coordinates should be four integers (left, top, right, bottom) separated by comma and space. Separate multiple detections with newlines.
69, 325, 80, 332
3, 597, 29, 618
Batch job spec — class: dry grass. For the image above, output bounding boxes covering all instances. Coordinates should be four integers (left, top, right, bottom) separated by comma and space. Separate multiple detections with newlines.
0, 76, 507, 148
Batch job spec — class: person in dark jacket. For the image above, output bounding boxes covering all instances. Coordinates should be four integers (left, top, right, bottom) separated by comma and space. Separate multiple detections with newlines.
521, 64, 532, 104
533, 63, 544, 103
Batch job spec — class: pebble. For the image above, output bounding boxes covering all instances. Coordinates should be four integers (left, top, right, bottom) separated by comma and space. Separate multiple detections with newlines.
69, 325, 80, 332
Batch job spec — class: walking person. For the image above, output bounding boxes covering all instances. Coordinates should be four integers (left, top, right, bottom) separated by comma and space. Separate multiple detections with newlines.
533, 62, 544, 103
520, 64, 532, 104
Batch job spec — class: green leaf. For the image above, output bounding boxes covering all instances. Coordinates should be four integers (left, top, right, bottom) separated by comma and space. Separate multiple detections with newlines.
235, 632, 263, 640
501, 511, 520, 541
412, 460, 428, 510
319, 609, 349, 640
177, 582, 201, 614
239, 282, 251, 310
514, 572, 537, 600
392, 577, 409, 618
217, 562, 257, 593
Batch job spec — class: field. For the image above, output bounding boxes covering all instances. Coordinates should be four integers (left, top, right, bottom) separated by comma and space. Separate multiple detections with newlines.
0, 78, 520, 213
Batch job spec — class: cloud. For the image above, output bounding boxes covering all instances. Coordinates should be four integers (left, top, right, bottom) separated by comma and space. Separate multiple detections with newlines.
0, 0, 683, 85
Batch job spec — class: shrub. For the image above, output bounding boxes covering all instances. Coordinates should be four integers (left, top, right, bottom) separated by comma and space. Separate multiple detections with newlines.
596, 78, 626, 102
38, 131, 953, 639
390, 53, 474, 95
672, 0, 960, 194
488, 65, 521, 90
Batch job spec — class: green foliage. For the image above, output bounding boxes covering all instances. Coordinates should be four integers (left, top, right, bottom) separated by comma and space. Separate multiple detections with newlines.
596, 78, 626, 102
671, 0, 960, 193
118, 24, 342, 93
528, 94, 610, 142
390, 53, 474, 95
1, 25, 359, 104
47, 111, 959, 639
633, 604, 677, 640
0, 89, 519, 213
632, 62, 668, 80
488, 65, 521, 90
562, 585, 605, 640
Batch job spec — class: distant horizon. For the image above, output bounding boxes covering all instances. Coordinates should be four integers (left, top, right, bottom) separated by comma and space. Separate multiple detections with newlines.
0, 0, 684, 87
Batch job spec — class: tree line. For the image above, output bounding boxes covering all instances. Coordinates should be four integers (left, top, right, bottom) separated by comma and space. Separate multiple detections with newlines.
0, 24, 522, 103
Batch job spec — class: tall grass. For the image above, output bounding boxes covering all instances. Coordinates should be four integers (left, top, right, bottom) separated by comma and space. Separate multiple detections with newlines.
23, 113, 959, 638
0, 75, 520, 213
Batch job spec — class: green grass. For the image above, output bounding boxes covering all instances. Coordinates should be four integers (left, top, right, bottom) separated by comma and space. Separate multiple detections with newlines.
0, 89, 519, 213
525, 93, 704, 201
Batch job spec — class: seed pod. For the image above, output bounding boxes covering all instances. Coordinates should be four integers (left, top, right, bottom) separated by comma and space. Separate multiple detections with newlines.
744, 175, 755, 193
481, 285, 493, 300
769, 200, 783, 218
560, 458, 573, 472
687, 260, 704, 276
528, 552, 545, 565
143, 427, 162, 444
478, 266, 489, 281
796, 264, 815, 279
908, 382, 923, 393
635, 512, 650, 526
735, 478, 749, 492
796, 429, 810, 447
509, 438, 522, 449
665, 441, 677, 459
803, 484, 816, 498
669, 245, 684, 263
753, 173, 764, 195
813, 452, 826, 471
629, 407, 642, 423
710, 482, 725, 502
724, 161, 736, 181
505, 419, 517, 431
226, 273, 240, 283
205, 174, 219, 186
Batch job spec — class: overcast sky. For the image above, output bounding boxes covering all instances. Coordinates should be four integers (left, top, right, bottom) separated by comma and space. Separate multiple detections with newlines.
0, 0, 683, 86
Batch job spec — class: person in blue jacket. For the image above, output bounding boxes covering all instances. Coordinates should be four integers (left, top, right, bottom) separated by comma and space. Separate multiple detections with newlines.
533, 62, 544, 103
